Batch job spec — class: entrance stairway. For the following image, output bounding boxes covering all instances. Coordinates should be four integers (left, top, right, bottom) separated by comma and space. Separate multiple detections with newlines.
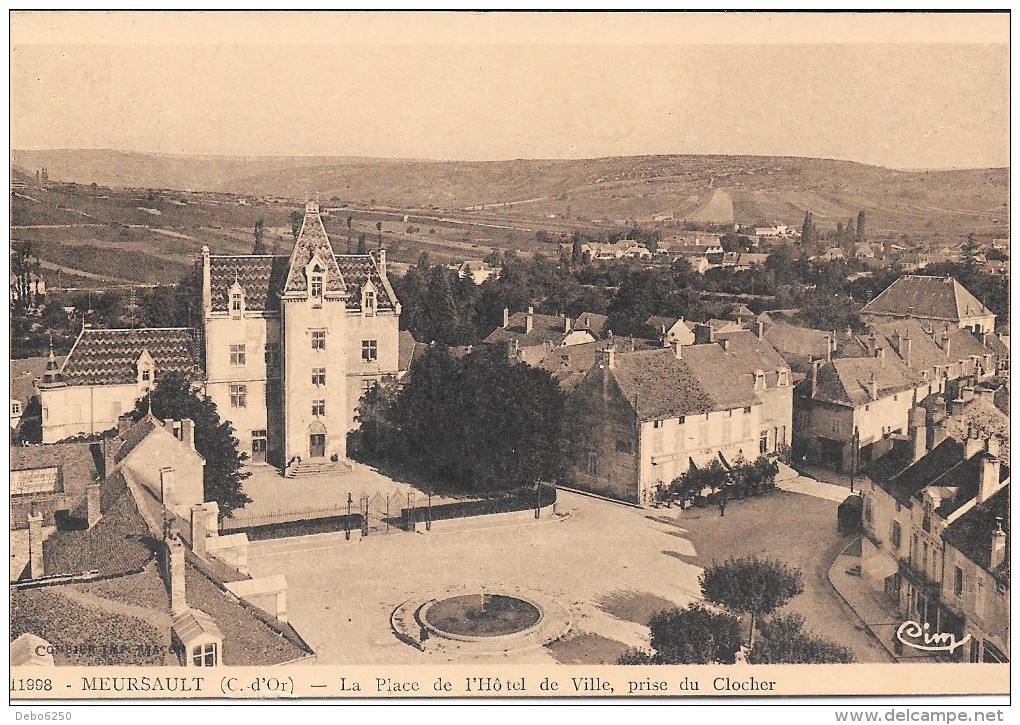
285, 459, 353, 479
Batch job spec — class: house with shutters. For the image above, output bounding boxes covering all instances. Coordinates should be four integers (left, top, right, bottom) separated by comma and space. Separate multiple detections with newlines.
563, 341, 764, 505
859, 412, 1009, 662
861, 275, 996, 335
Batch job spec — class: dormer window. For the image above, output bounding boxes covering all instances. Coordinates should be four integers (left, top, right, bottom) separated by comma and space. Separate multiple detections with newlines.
136, 350, 155, 387
229, 281, 245, 318
363, 285, 377, 316
310, 266, 323, 299
778, 369, 789, 386
141, 368, 151, 382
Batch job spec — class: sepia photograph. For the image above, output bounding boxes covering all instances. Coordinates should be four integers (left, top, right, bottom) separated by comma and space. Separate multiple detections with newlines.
7, 9, 1010, 713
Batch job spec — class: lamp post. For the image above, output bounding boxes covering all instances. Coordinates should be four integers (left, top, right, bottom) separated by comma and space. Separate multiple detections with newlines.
346, 492, 353, 541
534, 482, 541, 519
426, 482, 432, 532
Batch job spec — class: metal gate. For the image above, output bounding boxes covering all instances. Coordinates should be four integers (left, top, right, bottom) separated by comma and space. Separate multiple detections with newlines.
362, 489, 411, 534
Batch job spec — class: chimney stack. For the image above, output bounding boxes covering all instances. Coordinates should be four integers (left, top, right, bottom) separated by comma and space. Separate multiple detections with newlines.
670, 340, 682, 359
875, 346, 886, 366
720, 337, 730, 353
810, 359, 821, 398
377, 248, 387, 277
525, 307, 534, 334
160, 467, 175, 507
867, 371, 878, 401
502, 307, 510, 328
940, 333, 951, 358
190, 503, 212, 558
964, 428, 984, 459
908, 406, 927, 463
694, 323, 714, 345
564, 315, 572, 334
28, 509, 44, 579
164, 533, 187, 616
600, 344, 617, 369
102, 437, 116, 479
977, 447, 1001, 504
824, 334, 833, 362
990, 518, 1007, 571
86, 482, 102, 528
180, 419, 195, 451
755, 321, 764, 340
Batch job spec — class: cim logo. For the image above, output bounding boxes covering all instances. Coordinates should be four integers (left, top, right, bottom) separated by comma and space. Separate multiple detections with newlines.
895, 620, 971, 654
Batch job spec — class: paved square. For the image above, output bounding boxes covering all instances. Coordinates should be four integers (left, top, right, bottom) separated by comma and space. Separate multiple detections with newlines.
245, 488, 890, 664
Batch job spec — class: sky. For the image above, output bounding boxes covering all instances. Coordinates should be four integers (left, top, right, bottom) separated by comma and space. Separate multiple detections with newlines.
9, 12, 1010, 169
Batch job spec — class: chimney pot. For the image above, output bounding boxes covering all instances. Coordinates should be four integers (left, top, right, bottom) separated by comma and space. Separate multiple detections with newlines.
180, 419, 195, 451
164, 533, 187, 616
977, 450, 1001, 504
755, 321, 764, 340
564, 315, 572, 333
525, 308, 534, 334
502, 307, 510, 328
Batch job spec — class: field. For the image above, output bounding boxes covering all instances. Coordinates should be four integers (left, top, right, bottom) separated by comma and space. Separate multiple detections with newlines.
10, 149, 1010, 288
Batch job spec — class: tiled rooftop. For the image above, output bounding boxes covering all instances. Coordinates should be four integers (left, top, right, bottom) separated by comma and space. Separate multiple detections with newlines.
943, 486, 1009, 582
861, 275, 993, 322
60, 328, 198, 387
208, 255, 289, 312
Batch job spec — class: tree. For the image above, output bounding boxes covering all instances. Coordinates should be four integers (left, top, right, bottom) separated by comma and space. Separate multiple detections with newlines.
376, 220, 383, 248
252, 218, 265, 254
11, 241, 42, 314
132, 372, 251, 519
801, 211, 816, 249
368, 346, 566, 492
748, 613, 854, 664
963, 233, 979, 272
290, 210, 303, 240
618, 604, 743, 665
571, 233, 585, 266
700, 556, 804, 647
856, 210, 867, 243
357, 233, 368, 255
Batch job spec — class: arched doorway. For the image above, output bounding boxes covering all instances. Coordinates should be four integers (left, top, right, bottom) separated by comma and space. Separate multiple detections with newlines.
308, 421, 326, 458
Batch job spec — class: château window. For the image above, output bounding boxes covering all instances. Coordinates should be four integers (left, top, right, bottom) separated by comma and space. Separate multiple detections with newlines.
362, 339, 378, 362
312, 399, 325, 417
229, 384, 247, 408
230, 344, 246, 366
312, 367, 326, 386
310, 266, 323, 299
141, 368, 151, 382
311, 330, 326, 350
231, 293, 243, 316
759, 429, 768, 455
891, 520, 902, 550
954, 566, 964, 598
192, 643, 217, 667
364, 288, 376, 315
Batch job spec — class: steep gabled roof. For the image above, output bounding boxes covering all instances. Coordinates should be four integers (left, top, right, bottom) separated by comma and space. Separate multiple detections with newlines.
40, 467, 154, 578
881, 438, 966, 505
811, 355, 920, 407
861, 275, 993, 322
208, 255, 289, 312
60, 328, 198, 387
864, 318, 952, 375
927, 453, 1009, 519
335, 254, 397, 311
946, 327, 994, 361
715, 329, 789, 379
764, 322, 833, 366
10, 441, 101, 498
609, 348, 713, 421
282, 203, 346, 296
576, 312, 609, 337
678, 343, 761, 410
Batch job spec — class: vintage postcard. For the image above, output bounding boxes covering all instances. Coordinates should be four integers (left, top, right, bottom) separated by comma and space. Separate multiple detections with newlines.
8, 10, 1010, 709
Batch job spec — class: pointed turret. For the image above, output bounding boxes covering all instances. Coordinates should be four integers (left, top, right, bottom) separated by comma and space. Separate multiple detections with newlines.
281, 201, 346, 299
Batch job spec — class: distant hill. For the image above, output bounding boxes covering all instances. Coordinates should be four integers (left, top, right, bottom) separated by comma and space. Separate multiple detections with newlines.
10, 149, 1010, 238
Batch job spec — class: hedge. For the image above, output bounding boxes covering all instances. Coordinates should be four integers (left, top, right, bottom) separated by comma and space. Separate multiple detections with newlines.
228, 514, 365, 541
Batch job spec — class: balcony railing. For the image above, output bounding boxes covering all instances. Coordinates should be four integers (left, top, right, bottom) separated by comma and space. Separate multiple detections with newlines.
898, 557, 941, 594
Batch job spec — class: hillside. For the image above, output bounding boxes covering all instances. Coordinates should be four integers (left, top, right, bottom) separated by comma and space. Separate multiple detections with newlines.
11, 149, 1009, 240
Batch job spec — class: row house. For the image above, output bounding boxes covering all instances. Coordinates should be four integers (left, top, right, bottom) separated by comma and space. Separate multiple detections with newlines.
860, 412, 1009, 662
483, 307, 597, 366
563, 340, 769, 505
12, 415, 313, 667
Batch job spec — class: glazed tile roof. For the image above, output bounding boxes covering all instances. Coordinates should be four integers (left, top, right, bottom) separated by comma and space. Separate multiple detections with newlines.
943, 486, 1009, 582
208, 255, 289, 312
282, 205, 346, 295
861, 275, 993, 322
336, 255, 396, 311
60, 328, 198, 386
